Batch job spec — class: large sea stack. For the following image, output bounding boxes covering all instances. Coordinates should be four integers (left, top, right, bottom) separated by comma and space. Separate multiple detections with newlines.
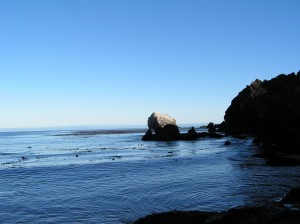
142, 112, 180, 141
224, 71, 300, 154
147, 112, 177, 132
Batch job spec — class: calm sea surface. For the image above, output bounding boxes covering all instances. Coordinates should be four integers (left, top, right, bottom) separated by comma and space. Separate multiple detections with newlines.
0, 127, 299, 223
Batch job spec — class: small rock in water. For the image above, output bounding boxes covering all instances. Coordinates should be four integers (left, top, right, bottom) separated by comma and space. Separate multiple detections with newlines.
224, 140, 231, 145
188, 126, 196, 134
76, 155, 78, 157
207, 122, 216, 132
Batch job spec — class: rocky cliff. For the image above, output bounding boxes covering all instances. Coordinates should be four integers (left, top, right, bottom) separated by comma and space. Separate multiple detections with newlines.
224, 71, 300, 154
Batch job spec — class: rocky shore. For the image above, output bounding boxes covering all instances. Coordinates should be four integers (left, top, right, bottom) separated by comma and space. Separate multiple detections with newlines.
136, 71, 300, 223
142, 72, 300, 166
133, 203, 300, 224
133, 187, 300, 224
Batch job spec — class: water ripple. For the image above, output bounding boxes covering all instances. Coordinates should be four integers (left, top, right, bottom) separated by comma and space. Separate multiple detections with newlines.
0, 131, 299, 223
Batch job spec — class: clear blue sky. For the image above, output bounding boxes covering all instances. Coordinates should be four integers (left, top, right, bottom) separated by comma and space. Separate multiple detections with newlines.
0, 0, 299, 128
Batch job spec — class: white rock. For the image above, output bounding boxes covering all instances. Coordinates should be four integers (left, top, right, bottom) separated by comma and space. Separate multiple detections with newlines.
147, 112, 177, 130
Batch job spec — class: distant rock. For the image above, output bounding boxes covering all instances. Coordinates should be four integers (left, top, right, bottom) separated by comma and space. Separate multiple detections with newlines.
187, 126, 195, 134
207, 122, 216, 132
205, 122, 225, 133
224, 71, 300, 155
181, 127, 198, 140
147, 112, 177, 133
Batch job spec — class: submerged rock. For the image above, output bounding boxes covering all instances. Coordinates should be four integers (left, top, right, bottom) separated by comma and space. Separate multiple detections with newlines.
224, 140, 231, 146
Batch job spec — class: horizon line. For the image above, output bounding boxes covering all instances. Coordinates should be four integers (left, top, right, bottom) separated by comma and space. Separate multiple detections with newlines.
0, 122, 210, 132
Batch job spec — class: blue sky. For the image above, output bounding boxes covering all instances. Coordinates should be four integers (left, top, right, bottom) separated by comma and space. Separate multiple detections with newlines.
0, 0, 299, 128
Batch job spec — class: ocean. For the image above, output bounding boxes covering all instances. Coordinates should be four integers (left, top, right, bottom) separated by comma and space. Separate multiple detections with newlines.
0, 127, 299, 223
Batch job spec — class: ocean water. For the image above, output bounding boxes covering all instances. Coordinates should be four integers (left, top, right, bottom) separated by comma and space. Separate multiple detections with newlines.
0, 127, 300, 223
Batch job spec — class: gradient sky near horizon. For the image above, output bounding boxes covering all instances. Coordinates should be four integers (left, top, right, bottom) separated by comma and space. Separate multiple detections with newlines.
1, 0, 300, 129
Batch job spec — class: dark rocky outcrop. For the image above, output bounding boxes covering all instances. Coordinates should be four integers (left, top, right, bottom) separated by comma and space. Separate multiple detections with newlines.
207, 122, 217, 132
142, 125, 226, 141
142, 125, 227, 141
133, 203, 300, 224
252, 143, 300, 166
134, 187, 300, 224
141, 129, 153, 141
281, 187, 300, 204
224, 71, 300, 155
134, 210, 215, 224
252, 143, 277, 159
266, 156, 300, 167
180, 127, 198, 140
206, 122, 225, 133
142, 124, 181, 141
157, 124, 181, 141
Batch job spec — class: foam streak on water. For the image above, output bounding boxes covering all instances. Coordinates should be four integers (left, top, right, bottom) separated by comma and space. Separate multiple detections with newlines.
0, 128, 299, 223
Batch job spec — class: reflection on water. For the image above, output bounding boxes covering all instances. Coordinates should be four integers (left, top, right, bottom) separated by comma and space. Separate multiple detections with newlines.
0, 129, 299, 223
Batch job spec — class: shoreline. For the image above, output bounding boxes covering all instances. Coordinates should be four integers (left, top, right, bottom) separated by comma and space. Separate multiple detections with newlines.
133, 200, 300, 224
